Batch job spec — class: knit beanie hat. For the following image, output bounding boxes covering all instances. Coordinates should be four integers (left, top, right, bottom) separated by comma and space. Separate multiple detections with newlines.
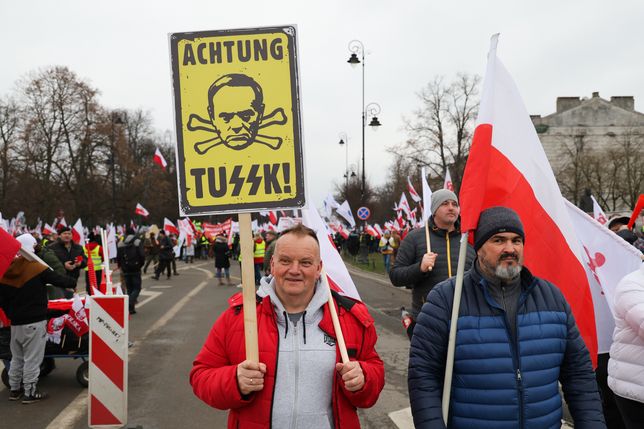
474, 207, 525, 251
430, 189, 458, 215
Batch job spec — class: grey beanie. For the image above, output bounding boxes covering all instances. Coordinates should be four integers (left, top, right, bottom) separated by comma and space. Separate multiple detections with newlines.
430, 189, 459, 215
474, 206, 525, 251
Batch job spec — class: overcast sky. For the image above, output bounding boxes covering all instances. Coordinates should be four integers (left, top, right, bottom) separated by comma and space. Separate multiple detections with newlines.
2, 0, 643, 212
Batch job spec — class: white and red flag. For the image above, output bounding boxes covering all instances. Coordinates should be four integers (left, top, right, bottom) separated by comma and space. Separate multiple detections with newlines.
407, 176, 422, 203
72, 219, 85, 245
153, 148, 168, 170
565, 199, 642, 353
42, 223, 55, 236
365, 223, 380, 238
398, 192, 412, 218
163, 218, 180, 236
443, 168, 454, 191
459, 35, 598, 362
590, 195, 607, 225
135, 203, 150, 217
302, 205, 360, 301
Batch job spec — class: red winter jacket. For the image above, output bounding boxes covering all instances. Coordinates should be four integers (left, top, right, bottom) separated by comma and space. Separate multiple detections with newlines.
190, 291, 385, 429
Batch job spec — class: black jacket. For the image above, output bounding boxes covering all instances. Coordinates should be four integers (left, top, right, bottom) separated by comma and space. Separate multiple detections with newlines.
116, 235, 146, 274
0, 258, 76, 325
48, 240, 87, 280
389, 217, 476, 318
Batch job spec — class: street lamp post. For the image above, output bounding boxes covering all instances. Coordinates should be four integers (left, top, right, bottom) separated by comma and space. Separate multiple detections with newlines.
338, 132, 349, 189
110, 112, 123, 222
347, 40, 382, 199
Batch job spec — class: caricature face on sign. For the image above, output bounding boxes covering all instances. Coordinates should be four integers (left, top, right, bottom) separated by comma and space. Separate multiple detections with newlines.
170, 26, 304, 216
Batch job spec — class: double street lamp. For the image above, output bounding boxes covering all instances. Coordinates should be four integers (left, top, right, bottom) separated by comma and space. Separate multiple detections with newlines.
347, 39, 382, 197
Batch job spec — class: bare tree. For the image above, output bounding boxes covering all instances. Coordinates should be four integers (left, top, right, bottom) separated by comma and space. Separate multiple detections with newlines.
391, 73, 480, 193
0, 96, 21, 209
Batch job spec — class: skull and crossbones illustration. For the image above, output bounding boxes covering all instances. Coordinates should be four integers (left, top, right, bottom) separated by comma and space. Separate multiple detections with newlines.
187, 73, 287, 154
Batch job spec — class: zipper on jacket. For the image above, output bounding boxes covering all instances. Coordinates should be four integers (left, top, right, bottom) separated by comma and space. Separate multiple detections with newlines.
516, 368, 524, 428
445, 231, 452, 277
291, 321, 300, 429
498, 287, 524, 429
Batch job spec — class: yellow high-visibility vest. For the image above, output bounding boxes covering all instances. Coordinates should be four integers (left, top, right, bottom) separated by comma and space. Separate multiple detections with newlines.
84, 245, 103, 271
253, 241, 266, 259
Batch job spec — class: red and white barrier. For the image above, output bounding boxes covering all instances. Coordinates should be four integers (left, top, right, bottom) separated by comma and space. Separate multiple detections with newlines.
88, 295, 129, 428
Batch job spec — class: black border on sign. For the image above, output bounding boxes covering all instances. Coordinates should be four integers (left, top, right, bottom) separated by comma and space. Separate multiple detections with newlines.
169, 25, 305, 216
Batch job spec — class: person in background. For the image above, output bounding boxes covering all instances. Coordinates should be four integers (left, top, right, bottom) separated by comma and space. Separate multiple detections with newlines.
389, 190, 475, 339
116, 228, 145, 315
0, 234, 76, 404
263, 230, 278, 276
253, 233, 266, 285
608, 258, 644, 429
210, 234, 231, 285
83, 232, 103, 294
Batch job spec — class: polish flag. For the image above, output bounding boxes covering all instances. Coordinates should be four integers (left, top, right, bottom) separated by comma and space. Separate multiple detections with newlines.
407, 176, 422, 203
135, 203, 150, 217
163, 218, 180, 235
365, 223, 380, 238
302, 205, 360, 301
443, 168, 454, 191
42, 223, 55, 236
153, 148, 168, 170
590, 195, 607, 225
459, 35, 598, 362
374, 223, 384, 237
72, 219, 85, 245
398, 192, 411, 217
421, 167, 433, 223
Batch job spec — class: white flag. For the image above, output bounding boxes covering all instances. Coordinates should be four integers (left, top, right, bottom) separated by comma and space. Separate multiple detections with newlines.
302, 205, 360, 301
565, 199, 643, 352
336, 200, 356, 228
421, 167, 433, 223
443, 168, 454, 191
324, 193, 340, 219
591, 195, 608, 226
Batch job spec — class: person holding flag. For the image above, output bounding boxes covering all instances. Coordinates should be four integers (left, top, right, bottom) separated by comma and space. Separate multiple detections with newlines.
190, 224, 384, 428
409, 207, 605, 428
389, 189, 475, 339
83, 232, 103, 294
0, 234, 76, 403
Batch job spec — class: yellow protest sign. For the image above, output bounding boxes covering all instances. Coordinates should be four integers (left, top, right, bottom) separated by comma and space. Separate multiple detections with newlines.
169, 26, 304, 215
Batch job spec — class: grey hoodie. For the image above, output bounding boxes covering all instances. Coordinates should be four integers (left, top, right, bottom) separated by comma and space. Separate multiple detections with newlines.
258, 277, 337, 429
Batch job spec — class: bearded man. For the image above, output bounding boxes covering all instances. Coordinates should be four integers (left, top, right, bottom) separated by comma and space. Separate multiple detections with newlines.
408, 206, 605, 429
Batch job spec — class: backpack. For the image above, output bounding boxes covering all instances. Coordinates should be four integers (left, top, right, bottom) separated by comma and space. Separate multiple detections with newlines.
121, 240, 142, 272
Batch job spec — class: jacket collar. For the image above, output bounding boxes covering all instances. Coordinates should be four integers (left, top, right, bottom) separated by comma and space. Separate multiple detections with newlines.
429, 216, 462, 235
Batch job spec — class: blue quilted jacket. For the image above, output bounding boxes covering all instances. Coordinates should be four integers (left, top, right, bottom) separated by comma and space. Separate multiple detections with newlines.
408, 264, 605, 429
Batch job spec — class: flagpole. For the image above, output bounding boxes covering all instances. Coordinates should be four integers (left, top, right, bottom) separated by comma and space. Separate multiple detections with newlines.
238, 213, 259, 362
320, 267, 349, 363
441, 232, 468, 425
424, 219, 432, 253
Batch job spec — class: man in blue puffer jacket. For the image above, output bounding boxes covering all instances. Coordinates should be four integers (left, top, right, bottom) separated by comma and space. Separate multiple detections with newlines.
408, 206, 606, 429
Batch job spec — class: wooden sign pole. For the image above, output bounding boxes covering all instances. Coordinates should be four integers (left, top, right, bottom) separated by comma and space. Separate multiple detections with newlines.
238, 213, 259, 362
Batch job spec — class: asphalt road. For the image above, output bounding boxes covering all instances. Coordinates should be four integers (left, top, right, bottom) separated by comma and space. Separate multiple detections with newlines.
1, 259, 414, 429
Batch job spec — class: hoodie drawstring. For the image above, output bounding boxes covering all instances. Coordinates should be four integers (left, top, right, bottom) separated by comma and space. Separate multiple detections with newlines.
283, 311, 288, 339
302, 311, 307, 344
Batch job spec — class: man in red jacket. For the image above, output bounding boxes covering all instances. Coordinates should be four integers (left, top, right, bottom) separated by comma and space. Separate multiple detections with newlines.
190, 224, 384, 428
